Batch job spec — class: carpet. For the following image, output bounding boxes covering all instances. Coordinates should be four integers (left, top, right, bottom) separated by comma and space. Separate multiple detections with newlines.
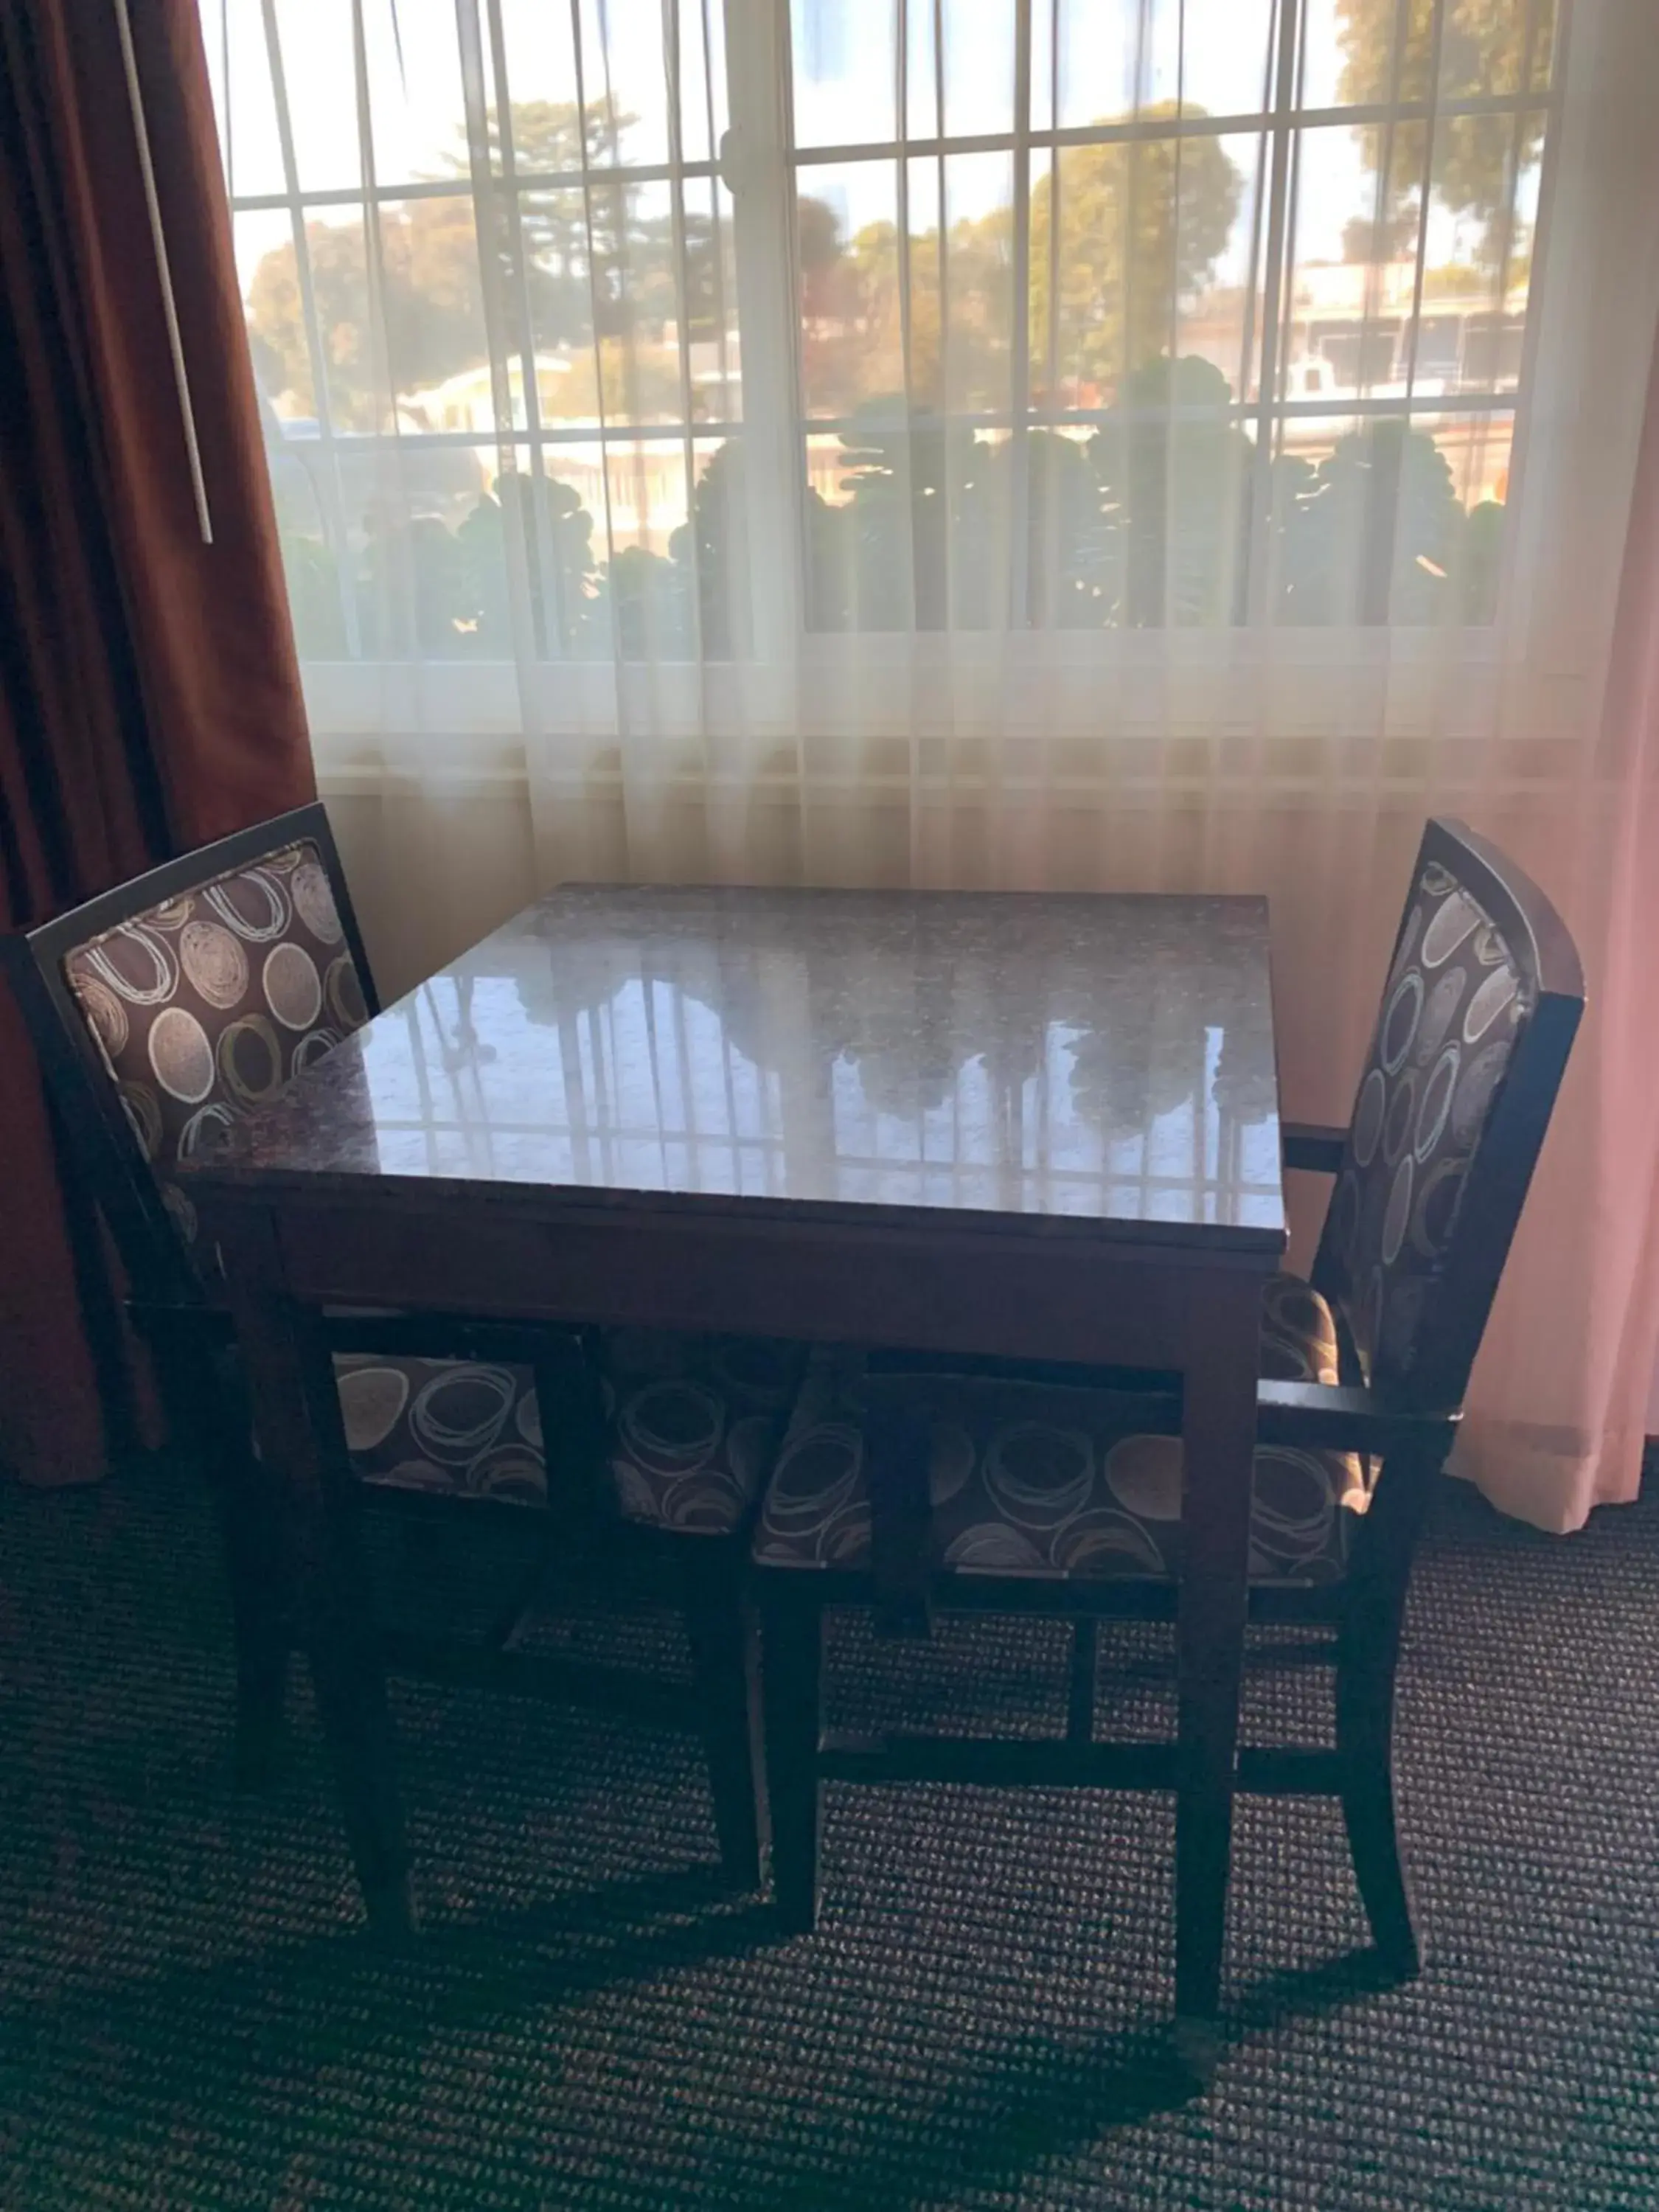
1, 1458, 1655, 2210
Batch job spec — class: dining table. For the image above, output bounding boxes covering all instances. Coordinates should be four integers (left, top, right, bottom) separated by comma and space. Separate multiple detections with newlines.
179, 882, 1287, 2040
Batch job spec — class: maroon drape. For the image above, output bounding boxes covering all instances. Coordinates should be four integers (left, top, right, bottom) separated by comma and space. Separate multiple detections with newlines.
0, 0, 313, 1484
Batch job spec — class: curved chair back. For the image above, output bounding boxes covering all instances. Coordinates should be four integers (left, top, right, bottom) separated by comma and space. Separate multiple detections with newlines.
1310, 818, 1584, 1411
3, 804, 377, 1309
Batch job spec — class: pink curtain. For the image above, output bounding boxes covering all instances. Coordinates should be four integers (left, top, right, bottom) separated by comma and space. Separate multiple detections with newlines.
1449, 335, 1659, 1529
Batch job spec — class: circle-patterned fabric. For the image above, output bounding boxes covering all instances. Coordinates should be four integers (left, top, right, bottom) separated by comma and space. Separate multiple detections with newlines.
1318, 859, 1531, 1387
753, 1276, 1370, 1586
603, 1332, 807, 1535
337, 1355, 549, 1506
62, 841, 364, 1260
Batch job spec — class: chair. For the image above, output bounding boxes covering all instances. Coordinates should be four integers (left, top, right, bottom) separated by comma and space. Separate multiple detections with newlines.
4, 804, 792, 1887
751, 818, 1585, 1978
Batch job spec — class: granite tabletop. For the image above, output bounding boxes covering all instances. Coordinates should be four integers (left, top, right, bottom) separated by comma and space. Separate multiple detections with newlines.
179, 886, 1286, 1250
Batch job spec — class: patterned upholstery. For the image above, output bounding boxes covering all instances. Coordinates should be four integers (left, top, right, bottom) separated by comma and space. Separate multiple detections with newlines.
1318, 857, 1531, 1387
335, 1354, 548, 1505
61, 841, 368, 1254
602, 1332, 807, 1535
752, 1273, 1371, 1585
56, 842, 557, 1507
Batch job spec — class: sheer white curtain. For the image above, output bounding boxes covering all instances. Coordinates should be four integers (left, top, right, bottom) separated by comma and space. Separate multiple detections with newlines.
206, 0, 1659, 1526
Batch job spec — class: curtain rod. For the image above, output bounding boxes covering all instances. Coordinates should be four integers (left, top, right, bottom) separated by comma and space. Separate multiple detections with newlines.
111, 0, 215, 546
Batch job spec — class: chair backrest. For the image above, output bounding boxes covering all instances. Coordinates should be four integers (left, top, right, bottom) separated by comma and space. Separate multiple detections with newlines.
2, 804, 377, 1307
1309, 818, 1584, 1411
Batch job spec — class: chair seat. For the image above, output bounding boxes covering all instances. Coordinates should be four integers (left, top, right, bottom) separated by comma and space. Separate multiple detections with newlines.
341, 1332, 807, 1533
338, 1354, 549, 1506
752, 1274, 1372, 1587
601, 1332, 807, 1535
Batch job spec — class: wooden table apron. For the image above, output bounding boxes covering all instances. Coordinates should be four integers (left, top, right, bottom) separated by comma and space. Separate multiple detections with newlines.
198, 1172, 1275, 2029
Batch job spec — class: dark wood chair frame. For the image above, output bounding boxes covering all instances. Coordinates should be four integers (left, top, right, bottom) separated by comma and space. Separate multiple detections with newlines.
4, 802, 765, 1890
757, 817, 1585, 1989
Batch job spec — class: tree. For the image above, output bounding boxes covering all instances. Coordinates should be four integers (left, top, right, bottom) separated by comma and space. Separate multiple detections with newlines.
1091, 356, 1255, 626
1271, 418, 1469, 624
246, 97, 717, 434
798, 111, 1241, 422
1337, 0, 1554, 264
1029, 105, 1242, 400
247, 199, 495, 429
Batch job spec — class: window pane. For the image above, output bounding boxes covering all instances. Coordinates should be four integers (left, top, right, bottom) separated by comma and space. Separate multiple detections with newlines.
803, 423, 1016, 631
1180, 0, 1277, 118
522, 180, 695, 428
1174, 132, 1265, 403
608, 179, 689, 424
259, 211, 375, 433
1265, 410, 1512, 624
597, 440, 695, 655
686, 178, 743, 423
488, 0, 580, 171
1413, 155, 1540, 395
1090, 399, 1254, 627
942, 153, 1015, 414
682, 436, 745, 655
1042, 131, 1250, 401
219, 0, 286, 198
1056, 0, 1172, 122
675, 0, 717, 165
276, 516, 350, 656
362, 0, 467, 189
237, 209, 307, 420
1279, 127, 1543, 406
1300, 0, 1556, 111
1054, 0, 1273, 125
1439, 0, 1558, 97
271, 0, 362, 192
907, 0, 938, 141
798, 161, 905, 419
939, 0, 1015, 136
380, 197, 491, 431
577, 0, 673, 167
1281, 124, 1425, 405
521, 187, 597, 420
1300, 0, 1437, 111
1022, 427, 1113, 627
790, 0, 897, 148
356, 440, 505, 656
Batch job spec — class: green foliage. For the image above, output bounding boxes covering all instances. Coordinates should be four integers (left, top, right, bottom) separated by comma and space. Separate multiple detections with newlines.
248, 199, 497, 428
1337, 0, 1554, 262
798, 105, 1241, 421
800, 380, 1502, 634
1029, 108, 1242, 397
1089, 357, 1254, 627
277, 533, 347, 657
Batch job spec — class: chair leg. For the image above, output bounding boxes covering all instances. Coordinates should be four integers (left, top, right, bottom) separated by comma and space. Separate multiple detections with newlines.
1335, 1449, 1438, 1979
153, 1330, 293, 1789
760, 1588, 824, 1934
1335, 1659, 1419, 1979
678, 1541, 765, 1892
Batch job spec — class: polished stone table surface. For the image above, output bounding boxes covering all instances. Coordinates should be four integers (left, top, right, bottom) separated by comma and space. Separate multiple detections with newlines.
189, 886, 1284, 1250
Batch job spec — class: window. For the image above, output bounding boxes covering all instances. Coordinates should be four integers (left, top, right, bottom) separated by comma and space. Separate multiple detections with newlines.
787, 0, 1551, 632
204, 0, 1596, 666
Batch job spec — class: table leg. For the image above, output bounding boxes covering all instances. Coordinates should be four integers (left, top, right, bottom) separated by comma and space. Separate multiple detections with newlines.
221, 1217, 414, 1935
1173, 1268, 1264, 2067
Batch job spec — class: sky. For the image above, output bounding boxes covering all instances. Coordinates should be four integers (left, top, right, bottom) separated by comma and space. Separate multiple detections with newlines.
208, 0, 1534, 307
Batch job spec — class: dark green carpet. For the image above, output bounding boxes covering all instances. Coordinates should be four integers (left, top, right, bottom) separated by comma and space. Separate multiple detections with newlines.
1, 1458, 1657, 2210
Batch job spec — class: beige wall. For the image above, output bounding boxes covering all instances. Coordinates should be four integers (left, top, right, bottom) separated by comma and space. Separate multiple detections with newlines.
324, 791, 540, 1006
